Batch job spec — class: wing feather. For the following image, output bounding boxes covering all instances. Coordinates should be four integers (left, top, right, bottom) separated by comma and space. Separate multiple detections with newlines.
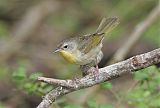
79, 17, 119, 54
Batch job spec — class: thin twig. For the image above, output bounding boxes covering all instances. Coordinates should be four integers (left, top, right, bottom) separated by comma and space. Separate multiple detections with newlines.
38, 77, 76, 88
37, 48, 160, 108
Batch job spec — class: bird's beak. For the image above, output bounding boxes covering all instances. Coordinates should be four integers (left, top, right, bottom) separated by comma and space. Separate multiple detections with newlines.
53, 48, 61, 53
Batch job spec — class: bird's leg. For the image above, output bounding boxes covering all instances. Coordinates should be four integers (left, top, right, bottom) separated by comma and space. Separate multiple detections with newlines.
80, 61, 99, 81
95, 58, 99, 73
80, 65, 91, 77
95, 50, 103, 73
95, 64, 99, 73
80, 64, 97, 76
88, 64, 99, 80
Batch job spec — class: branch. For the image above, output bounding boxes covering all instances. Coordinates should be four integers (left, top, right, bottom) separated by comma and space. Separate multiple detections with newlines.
74, 5, 160, 105
38, 77, 75, 88
37, 48, 160, 108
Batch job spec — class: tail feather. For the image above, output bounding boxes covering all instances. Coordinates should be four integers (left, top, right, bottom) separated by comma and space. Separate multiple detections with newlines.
96, 17, 119, 34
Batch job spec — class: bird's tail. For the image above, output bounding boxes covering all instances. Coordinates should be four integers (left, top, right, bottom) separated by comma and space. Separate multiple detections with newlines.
96, 17, 119, 34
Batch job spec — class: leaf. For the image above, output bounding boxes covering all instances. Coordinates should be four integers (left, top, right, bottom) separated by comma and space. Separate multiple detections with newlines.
136, 102, 148, 108
12, 66, 27, 80
43, 85, 53, 93
134, 66, 154, 81
87, 99, 98, 108
29, 72, 43, 81
149, 96, 160, 107
24, 83, 39, 94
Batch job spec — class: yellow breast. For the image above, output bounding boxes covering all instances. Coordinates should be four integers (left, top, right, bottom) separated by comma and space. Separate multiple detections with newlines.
59, 50, 77, 64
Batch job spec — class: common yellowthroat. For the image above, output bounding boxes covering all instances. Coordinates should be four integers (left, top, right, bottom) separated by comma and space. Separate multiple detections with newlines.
54, 17, 119, 69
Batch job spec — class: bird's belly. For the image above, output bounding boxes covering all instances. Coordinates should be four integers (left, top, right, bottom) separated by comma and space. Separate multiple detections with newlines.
76, 44, 102, 65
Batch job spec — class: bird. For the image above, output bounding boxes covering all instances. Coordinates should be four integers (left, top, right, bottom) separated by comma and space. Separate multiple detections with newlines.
54, 17, 119, 74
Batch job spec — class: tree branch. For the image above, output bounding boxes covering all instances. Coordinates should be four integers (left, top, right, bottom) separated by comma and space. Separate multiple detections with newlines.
37, 48, 160, 108
75, 5, 160, 105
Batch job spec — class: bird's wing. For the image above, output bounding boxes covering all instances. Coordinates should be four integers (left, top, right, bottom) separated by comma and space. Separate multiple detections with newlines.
78, 34, 103, 54
79, 17, 119, 54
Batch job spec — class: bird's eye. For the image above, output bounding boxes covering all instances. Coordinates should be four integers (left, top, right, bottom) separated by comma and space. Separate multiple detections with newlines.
63, 45, 68, 49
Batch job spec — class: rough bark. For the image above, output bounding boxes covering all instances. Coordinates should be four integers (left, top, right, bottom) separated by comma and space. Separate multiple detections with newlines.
37, 48, 160, 108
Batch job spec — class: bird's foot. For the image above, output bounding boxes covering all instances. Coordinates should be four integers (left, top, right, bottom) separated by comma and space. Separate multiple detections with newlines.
87, 66, 99, 80
95, 64, 99, 73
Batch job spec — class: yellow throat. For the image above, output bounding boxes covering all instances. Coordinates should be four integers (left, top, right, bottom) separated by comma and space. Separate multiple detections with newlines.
59, 50, 77, 64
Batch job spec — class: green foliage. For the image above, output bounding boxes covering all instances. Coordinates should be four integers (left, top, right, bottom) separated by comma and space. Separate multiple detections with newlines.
87, 99, 113, 108
127, 66, 160, 108
12, 66, 27, 81
0, 103, 6, 108
87, 99, 98, 108
100, 82, 112, 90
99, 104, 114, 108
12, 66, 53, 95
134, 66, 155, 81
29, 72, 43, 80
143, 21, 160, 47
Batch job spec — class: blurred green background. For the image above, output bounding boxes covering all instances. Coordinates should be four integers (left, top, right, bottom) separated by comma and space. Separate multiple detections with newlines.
0, 0, 159, 108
